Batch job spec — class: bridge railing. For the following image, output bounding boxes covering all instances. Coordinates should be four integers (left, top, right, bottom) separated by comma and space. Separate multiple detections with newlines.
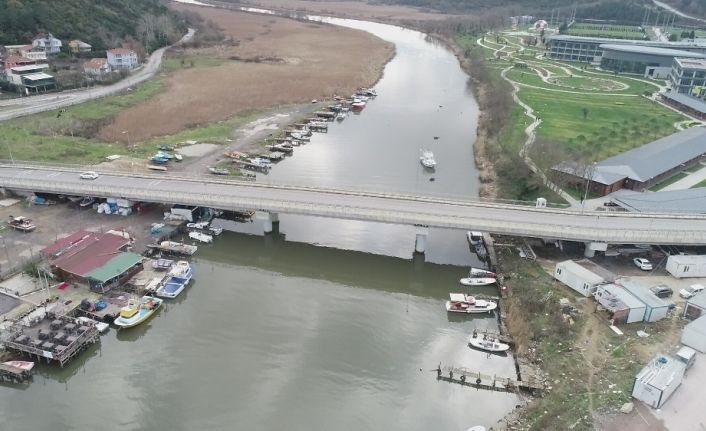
0, 160, 575, 209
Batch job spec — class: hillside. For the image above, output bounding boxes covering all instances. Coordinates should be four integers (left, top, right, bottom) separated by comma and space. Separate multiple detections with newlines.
0, 0, 186, 51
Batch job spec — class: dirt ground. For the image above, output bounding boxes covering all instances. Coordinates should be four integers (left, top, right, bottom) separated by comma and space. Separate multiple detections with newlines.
98, 4, 394, 142
240, 0, 462, 21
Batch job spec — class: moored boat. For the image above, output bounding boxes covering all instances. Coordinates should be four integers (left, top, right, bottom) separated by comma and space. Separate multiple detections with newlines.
420, 150, 436, 168
159, 241, 198, 256
208, 167, 230, 176
8, 216, 36, 232
155, 261, 193, 299
113, 296, 163, 329
445, 293, 497, 314
460, 277, 496, 286
466, 231, 483, 246
2, 360, 35, 371
468, 330, 510, 352
188, 231, 213, 244
469, 267, 496, 278
336, 112, 346, 121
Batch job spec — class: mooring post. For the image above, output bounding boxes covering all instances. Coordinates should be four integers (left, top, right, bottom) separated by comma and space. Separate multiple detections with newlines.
414, 225, 429, 254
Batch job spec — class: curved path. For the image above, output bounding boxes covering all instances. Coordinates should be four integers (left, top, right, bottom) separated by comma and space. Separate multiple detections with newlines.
0, 28, 195, 122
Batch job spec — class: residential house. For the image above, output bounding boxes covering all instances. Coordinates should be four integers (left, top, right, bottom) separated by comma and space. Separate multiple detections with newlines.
107, 48, 139, 70
32, 32, 62, 55
83, 58, 110, 78
68, 40, 92, 54
19, 45, 47, 61
6, 64, 54, 94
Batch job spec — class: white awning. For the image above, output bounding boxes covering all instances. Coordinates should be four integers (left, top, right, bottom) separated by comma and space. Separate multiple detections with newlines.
22, 72, 54, 81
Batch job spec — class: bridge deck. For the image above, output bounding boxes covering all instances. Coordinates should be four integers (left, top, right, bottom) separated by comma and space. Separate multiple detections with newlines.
0, 164, 705, 245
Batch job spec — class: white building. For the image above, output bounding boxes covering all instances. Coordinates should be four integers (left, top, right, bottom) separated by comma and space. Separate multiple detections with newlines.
619, 279, 671, 323
107, 48, 139, 71
684, 291, 706, 319
594, 284, 646, 324
6, 64, 50, 85
18, 45, 46, 61
32, 33, 62, 55
682, 315, 706, 353
666, 254, 706, 278
632, 355, 686, 408
554, 260, 609, 297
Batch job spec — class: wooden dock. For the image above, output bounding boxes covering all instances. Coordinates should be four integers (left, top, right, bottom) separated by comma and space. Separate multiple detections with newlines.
0, 363, 33, 384
4, 314, 100, 368
483, 232, 498, 271
471, 328, 514, 345
436, 364, 544, 395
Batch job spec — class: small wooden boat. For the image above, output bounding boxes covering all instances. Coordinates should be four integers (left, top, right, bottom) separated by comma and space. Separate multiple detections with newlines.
76, 316, 110, 334
468, 330, 509, 352
188, 231, 213, 244
460, 277, 496, 286
446, 293, 497, 314
8, 216, 36, 232
469, 267, 496, 278
113, 296, 163, 329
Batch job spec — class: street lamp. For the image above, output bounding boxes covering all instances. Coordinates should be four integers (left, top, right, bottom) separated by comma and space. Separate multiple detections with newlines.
581, 162, 597, 213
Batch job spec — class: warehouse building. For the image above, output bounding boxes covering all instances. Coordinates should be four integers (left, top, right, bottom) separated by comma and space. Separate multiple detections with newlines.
599, 45, 704, 78
553, 127, 706, 196
611, 187, 706, 213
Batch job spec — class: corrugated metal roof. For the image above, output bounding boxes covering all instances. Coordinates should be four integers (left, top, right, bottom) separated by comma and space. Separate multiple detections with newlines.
687, 291, 706, 310
46, 232, 130, 278
663, 92, 706, 114
22, 72, 53, 81
618, 279, 669, 308
548, 34, 706, 50
557, 260, 606, 284
596, 283, 646, 310
635, 355, 685, 390
600, 44, 705, 58
88, 252, 142, 283
611, 188, 706, 213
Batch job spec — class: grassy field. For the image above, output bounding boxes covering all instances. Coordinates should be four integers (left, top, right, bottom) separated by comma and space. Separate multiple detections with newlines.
691, 178, 706, 188
650, 172, 689, 191
566, 23, 646, 40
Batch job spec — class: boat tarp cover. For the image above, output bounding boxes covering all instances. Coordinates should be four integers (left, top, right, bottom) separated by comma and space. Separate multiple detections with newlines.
88, 252, 143, 283
449, 293, 467, 302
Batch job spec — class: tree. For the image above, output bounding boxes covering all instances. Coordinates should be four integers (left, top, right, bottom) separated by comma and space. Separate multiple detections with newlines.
669, 34, 678, 42
690, 30, 696, 39
582, 107, 589, 119
558, 22, 568, 34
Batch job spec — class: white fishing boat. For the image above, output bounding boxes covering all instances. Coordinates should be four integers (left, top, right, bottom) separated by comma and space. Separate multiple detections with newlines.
187, 221, 209, 230
466, 231, 483, 246
419, 150, 436, 168
469, 267, 496, 278
188, 231, 213, 244
445, 293, 497, 314
156, 261, 193, 299
336, 112, 346, 121
460, 277, 496, 286
7, 216, 36, 232
468, 331, 510, 352
208, 227, 223, 236
76, 316, 110, 334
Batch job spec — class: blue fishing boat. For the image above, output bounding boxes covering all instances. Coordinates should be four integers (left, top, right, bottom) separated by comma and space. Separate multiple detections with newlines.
155, 261, 193, 299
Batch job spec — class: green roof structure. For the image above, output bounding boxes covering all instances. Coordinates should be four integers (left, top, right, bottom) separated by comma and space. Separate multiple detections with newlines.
88, 252, 143, 283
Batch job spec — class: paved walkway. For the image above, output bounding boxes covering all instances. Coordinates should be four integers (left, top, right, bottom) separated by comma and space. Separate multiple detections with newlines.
661, 163, 706, 191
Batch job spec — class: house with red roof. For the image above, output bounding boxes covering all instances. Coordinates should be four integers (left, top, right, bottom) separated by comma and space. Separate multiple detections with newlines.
83, 58, 111, 78
42, 230, 143, 292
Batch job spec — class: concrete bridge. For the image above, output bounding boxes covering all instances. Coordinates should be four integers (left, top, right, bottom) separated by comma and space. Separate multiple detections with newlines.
0, 164, 705, 254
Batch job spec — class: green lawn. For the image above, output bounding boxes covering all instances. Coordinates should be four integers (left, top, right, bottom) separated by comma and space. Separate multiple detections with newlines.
690, 178, 706, 188
650, 172, 689, 191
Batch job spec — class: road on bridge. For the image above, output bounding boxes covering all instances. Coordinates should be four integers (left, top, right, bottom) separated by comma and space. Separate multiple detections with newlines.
0, 165, 703, 245
0, 28, 195, 122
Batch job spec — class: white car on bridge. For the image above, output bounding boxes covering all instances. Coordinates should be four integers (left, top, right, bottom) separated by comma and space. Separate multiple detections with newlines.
79, 171, 99, 180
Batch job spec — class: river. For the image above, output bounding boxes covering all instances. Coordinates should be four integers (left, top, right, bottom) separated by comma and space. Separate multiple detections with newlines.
0, 7, 520, 431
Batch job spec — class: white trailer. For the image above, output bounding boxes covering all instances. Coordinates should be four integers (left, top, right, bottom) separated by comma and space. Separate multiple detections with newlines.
666, 255, 706, 278
682, 315, 706, 353
554, 260, 607, 297
631, 355, 685, 409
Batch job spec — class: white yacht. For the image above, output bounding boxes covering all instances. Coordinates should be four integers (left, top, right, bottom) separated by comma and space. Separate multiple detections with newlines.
445, 293, 497, 314
420, 150, 436, 168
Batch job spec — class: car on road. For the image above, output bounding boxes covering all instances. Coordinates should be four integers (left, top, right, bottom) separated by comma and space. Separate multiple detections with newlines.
633, 257, 653, 271
680, 284, 706, 299
79, 171, 99, 180
651, 285, 673, 298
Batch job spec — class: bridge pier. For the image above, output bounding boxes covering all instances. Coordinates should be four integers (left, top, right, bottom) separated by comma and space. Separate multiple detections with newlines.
414, 226, 429, 254
584, 241, 608, 258
256, 211, 279, 234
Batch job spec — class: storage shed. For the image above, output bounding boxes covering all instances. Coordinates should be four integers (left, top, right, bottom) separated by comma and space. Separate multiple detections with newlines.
620, 279, 671, 322
681, 314, 706, 353
666, 255, 706, 278
594, 284, 646, 324
683, 291, 706, 320
554, 260, 610, 297
632, 355, 686, 408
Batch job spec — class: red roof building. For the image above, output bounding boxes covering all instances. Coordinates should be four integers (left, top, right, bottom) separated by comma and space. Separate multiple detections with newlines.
3, 55, 35, 71
42, 230, 131, 279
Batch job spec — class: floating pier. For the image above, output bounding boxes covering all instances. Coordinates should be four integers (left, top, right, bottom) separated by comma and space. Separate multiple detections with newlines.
0, 362, 33, 384
146, 241, 198, 256
435, 364, 544, 395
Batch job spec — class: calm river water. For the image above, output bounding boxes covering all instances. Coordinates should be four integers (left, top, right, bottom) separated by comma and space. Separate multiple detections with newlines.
0, 9, 520, 431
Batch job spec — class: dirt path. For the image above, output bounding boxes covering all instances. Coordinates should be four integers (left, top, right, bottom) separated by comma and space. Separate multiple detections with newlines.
576, 301, 609, 417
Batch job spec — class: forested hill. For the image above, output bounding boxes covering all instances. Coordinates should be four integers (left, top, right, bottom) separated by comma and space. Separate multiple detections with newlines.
0, 0, 186, 51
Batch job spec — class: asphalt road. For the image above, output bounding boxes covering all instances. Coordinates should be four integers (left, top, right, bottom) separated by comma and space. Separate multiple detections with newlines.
0, 28, 195, 121
1, 165, 705, 245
